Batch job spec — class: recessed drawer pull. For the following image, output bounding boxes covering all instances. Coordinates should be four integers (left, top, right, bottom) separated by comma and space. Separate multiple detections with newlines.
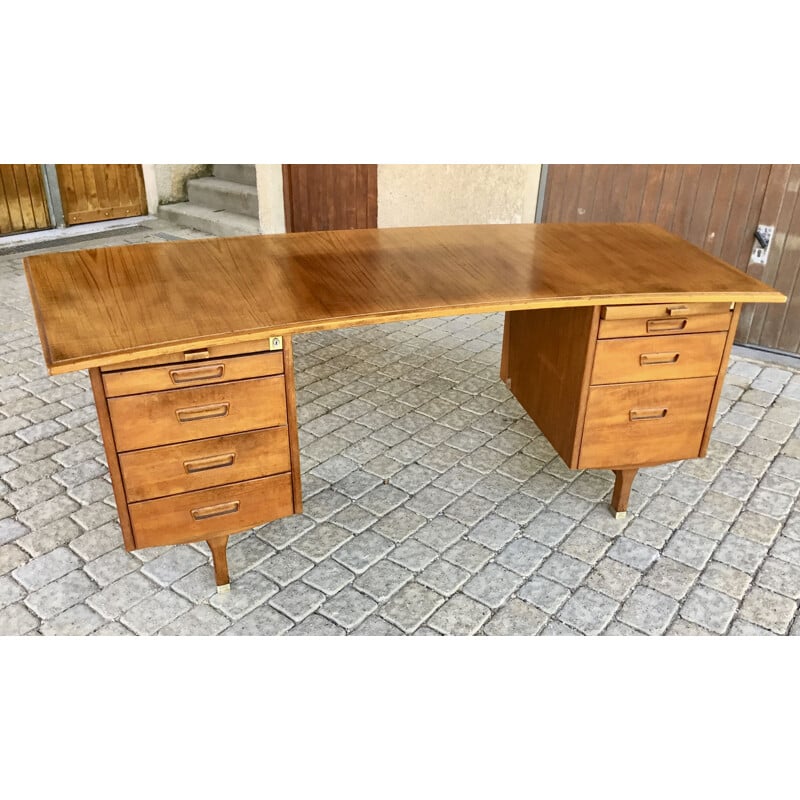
191, 500, 240, 521
629, 408, 668, 421
183, 452, 236, 474
175, 402, 230, 423
646, 318, 688, 332
640, 352, 680, 366
667, 305, 689, 316
169, 364, 225, 384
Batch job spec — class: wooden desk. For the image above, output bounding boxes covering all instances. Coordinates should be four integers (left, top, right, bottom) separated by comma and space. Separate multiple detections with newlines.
24, 223, 785, 592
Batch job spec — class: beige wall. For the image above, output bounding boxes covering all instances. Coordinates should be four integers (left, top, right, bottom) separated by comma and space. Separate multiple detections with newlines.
255, 165, 286, 234
377, 164, 541, 228
155, 164, 211, 204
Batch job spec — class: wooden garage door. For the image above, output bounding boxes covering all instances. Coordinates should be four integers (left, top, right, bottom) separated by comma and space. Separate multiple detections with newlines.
282, 165, 377, 232
56, 164, 147, 225
541, 165, 800, 356
0, 165, 51, 235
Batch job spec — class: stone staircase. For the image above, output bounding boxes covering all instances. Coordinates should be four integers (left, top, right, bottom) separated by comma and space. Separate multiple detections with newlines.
159, 165, 260, 237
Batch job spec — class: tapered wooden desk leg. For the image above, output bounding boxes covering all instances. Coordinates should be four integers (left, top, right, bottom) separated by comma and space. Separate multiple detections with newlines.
611, 469, 637, 518
208, 536, 230, 593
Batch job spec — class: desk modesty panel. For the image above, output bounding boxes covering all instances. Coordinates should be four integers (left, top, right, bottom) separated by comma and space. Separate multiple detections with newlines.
23, 224, 786, 592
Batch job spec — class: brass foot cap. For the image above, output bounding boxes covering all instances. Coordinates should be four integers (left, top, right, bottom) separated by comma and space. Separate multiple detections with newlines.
614, 510, 627, 520
216, 583, 231, 594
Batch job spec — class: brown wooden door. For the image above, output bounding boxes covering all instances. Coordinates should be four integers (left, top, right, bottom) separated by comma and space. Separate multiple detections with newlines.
282, 165, 377, 232
0, 165, 51, 235
541, 165, 800, 356
56, 164, 147, 225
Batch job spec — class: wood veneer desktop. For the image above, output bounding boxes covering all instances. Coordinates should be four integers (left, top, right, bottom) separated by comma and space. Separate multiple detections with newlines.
24, 224, 785, 592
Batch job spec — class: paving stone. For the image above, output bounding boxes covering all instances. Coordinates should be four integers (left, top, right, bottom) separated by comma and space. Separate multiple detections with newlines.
68, 521, 123, 562
86, 572, 158, 619
700, 561, 752, 600
332, 531, 393, 574
319, 587, 377, 630
303, 559, 355, 595
0, 574, 24, 609
372, 507, 426, 542
643, 557, 699, 600
523, 510, 575, 547
404, 485, 456, 518
495, 537, 550, 577
618, 587, 679, 635
537, 552, 592, 589
16, 494, 78, 529
603, 621, 645, 636
682, 511, 730, 541
170, 566, 220, 604
444, 492, 495, 526
12, 546, 82, 592
352, 560, 410, 602
667, 619, 713, 636
257, 513, 315, 550
624, 517, 672, 549
389, 538, 437, 572
286, 614, 345, 635
428, 593, 491, 635
24, 569, 97, 619
351, 616, 404, 636
330, 503, 379, 534
586, 557, 640, 602
210, 571, 280, 620
541, 620, 581, 636
140, 546, 208, 587
40, 603, 105, 635
415, 517, 467, 552
292, 522, 352, 562
557, 587, 618, 635
359, 484, 410, 516
518, 575, 570, 614
466, 514, 519, 550
0, 602, 38, 635
756, 557, 800, 599
748, 488, 794, 519
259, 549, 314, 587
680, 585, 738, 634
739, 586, 797, 634
443, 539, 493, 572
662, 530, 717, 570
713, 534, 768, 574
462, 563, 522, 608
380, 582, 444, 633
269, 581, 326, 622
0, 544, 27, 579
696, 491, 743, 523
303, 488, 351, 521
483, 598, 547, 635
417, 559, 470, 596
771, 536, 800, 567
84, 549, 140, 587
730, 511, 783, 545
728, 619, 775, 636
559, 527, 611, 565
147, 604, 229, 635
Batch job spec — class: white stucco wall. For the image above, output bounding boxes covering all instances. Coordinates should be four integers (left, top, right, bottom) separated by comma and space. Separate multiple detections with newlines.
377, 164, 541, 228
155, 164, 211, 204
255, 165, 286, 234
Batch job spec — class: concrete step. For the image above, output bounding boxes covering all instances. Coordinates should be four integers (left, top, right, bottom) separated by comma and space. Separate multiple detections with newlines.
188, 177, 259, 218
158, 202, 260, 238
212, 164, 257, 186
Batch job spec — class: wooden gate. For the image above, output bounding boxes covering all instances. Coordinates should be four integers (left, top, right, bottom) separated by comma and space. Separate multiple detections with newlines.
541, 165, 800, 356
282, 165, 377, 232
0, 165, 51, 235
56, 164, 147, 225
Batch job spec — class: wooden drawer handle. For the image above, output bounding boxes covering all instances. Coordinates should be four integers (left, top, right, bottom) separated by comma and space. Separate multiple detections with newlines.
175, 402, 230, 422
169, 364, 225, 384
183, 452, 236, 474
647, 318, 688, 332
640, 351, 680, 366
630, 408, 668, 421
667, 305, 689, 315
191, 500, 240, 521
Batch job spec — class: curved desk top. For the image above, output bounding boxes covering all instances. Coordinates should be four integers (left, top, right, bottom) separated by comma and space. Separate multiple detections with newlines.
24, 222, 785, 374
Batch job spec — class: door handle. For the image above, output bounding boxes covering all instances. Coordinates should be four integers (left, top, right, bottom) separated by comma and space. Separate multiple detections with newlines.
175, 402, 230, 422
169, 364, 225, 384
640, 352, 680, 366
191, 500, 240, 521
647, 318, 688, 332
183, 452, 236, 474
629, 408, 668, 421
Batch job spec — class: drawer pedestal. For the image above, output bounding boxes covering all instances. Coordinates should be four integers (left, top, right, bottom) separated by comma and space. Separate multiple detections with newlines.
90, 336, 302, 592
501, 301, 741, 516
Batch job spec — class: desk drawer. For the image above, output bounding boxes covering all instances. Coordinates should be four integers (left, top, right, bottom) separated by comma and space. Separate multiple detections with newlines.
129, 473, 294, 548
102, 351, 284, 397
108, 376, 287, 451
119, 427, 291, 502
579, 377, 716, 469
599, 303, 732, 339
591, 332, 727, 385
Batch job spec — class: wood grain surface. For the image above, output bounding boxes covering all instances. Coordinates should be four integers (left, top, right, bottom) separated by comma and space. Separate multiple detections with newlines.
24, 223, 785, 374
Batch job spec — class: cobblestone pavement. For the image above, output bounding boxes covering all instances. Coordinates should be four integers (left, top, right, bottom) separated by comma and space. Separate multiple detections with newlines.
2, 220, 800, 636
